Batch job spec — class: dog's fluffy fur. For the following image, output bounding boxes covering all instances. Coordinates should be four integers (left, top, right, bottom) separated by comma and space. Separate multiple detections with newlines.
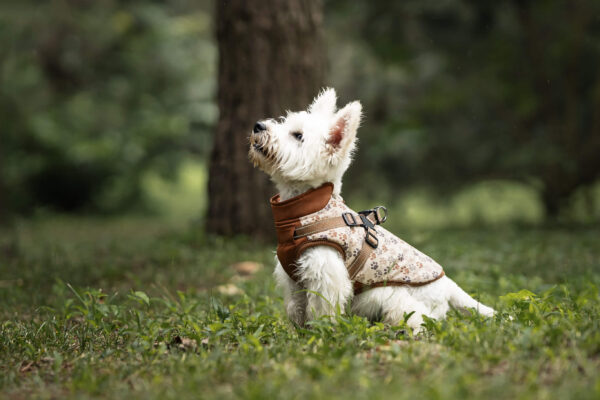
249, 88, 494, 332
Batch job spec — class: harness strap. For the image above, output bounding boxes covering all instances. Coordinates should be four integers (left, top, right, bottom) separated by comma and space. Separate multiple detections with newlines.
293, 207, 387, 281
293, 217, 348, 239
293, 213, 379, 239
347, 241, 373, 279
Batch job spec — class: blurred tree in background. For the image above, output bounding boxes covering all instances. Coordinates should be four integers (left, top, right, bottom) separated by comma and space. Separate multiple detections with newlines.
0, 0, 215, 214
326, 0, 600, 218
207, 0, 325, 238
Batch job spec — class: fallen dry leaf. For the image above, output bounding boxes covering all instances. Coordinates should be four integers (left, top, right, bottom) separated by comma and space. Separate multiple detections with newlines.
19, 361, 35, 373
232, 261, 262, 276
216, 283, 244, 296
171, 336, 198, 351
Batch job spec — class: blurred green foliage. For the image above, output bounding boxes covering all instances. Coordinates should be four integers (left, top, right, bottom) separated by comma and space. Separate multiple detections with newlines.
0, 0, 215, 213
1, 0, 599, 222
326, 0, 600, 218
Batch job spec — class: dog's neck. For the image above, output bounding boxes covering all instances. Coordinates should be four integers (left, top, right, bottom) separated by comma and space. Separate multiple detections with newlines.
276, 179, 342, 201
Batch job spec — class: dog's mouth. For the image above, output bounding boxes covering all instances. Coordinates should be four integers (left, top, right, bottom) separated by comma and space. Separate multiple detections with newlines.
250, 131, 272, 159
249, 134, 274, 169
252, 143, 268, 157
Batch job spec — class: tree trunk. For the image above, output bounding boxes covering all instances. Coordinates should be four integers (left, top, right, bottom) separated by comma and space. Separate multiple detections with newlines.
207, 0, 325, 238
0, 147, 5, 225
541, 188, 564, 220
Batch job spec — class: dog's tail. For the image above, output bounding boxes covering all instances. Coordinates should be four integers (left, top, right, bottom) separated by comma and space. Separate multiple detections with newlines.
447, 278, 495, 317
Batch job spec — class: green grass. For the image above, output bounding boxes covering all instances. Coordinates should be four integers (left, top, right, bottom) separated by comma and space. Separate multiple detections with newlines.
1, 216, 599, 399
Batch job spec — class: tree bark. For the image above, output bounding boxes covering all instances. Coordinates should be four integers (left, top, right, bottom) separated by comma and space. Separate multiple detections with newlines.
207, 0, 325, 238
0, 143, 5, 225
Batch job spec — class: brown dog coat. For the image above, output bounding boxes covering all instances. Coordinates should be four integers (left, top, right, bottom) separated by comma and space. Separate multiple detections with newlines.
271, 183, 445, 293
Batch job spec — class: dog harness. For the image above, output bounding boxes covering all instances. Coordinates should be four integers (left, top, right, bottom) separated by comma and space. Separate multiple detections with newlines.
271, 183, 445, 294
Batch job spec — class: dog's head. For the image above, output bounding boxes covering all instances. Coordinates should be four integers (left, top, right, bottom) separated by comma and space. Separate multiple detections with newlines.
249, 88, 362, 194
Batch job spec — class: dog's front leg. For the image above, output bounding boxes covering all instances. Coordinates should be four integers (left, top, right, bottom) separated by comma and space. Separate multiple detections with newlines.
296, 247, 353, 321
274, 261, 307, 326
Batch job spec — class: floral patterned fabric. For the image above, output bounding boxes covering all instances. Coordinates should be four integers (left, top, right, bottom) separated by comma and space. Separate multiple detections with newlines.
298, 194, 444, 287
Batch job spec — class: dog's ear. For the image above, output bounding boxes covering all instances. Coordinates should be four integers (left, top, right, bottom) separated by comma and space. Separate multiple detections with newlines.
309, 87, 337, 115
327, 101, 362, 152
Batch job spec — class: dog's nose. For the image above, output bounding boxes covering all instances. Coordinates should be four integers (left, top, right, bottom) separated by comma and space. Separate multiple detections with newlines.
253, 121, 267, 133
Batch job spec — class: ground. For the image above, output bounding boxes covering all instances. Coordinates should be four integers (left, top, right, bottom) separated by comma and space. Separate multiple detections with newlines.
1, 216, 599, 399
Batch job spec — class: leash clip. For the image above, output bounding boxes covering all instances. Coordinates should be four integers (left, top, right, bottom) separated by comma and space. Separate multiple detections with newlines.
358, 206, 387, 225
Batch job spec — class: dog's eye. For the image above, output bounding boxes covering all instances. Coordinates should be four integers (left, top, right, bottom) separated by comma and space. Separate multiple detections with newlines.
291, 131, 303, 142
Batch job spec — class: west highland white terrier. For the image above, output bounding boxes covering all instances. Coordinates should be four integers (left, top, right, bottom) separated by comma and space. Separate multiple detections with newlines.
249, 88, 495, 333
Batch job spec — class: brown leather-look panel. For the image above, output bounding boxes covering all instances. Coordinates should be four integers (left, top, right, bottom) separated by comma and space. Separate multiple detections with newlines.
271, 183, 335, 281
270, 183, 333, 222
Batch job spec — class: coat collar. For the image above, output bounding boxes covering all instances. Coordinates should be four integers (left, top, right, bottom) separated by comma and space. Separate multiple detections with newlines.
270, 183, 334, 223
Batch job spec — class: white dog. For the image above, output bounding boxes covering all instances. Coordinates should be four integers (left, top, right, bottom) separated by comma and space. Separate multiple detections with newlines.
249, 88, 495, 333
